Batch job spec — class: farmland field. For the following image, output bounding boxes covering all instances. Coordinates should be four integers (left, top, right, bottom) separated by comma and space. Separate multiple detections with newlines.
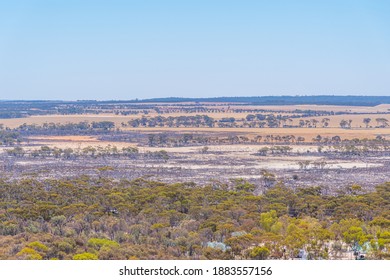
1, 100, 390, 188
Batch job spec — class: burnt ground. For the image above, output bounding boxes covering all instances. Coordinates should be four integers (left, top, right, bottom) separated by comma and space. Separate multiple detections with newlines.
1, 147, 389, 194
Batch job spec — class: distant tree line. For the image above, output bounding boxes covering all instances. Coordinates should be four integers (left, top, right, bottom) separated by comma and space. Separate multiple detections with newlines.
6, 145, 169, 162
15, 121, 116, 135
0, 129, 22, 145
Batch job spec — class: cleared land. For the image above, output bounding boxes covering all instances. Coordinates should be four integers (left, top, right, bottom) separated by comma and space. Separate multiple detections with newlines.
1, 102, 390, 190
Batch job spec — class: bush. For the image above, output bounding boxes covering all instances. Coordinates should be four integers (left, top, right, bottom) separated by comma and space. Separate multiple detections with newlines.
249, 246, 270, 260
87, 238, 119, 250
72, 253, 98, 260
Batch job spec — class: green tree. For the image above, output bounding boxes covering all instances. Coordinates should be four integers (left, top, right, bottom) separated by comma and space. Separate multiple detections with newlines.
249, 246, 270, 260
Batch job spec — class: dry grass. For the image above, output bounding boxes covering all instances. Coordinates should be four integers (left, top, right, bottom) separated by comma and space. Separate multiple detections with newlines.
2, 112, 388, 129
0, 114, 133, 128
295, 114, 390, 128
0, 104, 389, 142
0, 113, 251, 128
1, 103, 389, 129
220, 104, 390, 113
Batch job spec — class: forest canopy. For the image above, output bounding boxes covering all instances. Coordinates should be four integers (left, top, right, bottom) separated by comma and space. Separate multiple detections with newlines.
0, 177, 389, 260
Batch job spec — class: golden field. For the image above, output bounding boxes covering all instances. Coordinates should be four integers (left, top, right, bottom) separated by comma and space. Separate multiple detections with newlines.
1, 104, 390, 142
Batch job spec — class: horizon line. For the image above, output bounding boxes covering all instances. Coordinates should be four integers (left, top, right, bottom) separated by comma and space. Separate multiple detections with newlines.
1, 94, 390, 103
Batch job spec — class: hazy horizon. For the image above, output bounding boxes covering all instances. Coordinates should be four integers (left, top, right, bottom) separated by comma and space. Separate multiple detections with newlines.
1, 94, 390, 103
1, 1, 390, 100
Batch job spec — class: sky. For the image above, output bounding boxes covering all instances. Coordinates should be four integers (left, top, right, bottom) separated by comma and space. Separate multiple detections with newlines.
0, 0, 390, 100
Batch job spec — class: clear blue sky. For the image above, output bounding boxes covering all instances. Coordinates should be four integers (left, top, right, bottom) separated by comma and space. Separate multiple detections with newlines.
0, 0, 389, 100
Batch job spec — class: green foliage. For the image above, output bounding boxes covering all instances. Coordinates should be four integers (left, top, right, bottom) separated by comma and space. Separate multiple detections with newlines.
0, 130, 21, 145
17, 248, 43, 260
72, 253, 99, 260
260, 210, 278, 232
232, 179, 255, 192
343, 226, 367, 246
0, 177, 389, 259
27, 241, 49, 253
249, 246, 270, 260
87, 238, 119, 250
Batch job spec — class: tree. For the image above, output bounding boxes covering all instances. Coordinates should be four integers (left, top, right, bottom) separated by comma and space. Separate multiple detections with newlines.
249, 246, 270, 260
258, 147, 269, 156
298, 161, 310, 170
260, 210, 278, 232
261, 170, 276, 188
296, 136, 305, 144
376, 118, 389, 128
321, 118, 330, 128
363, 118, 371, 128
313, 161, 327, 170
340, 120, 351, 129
343, 226, 368, 247
246, 114, 256, 121
51, 215, 67, 235
313, 135, 322, 143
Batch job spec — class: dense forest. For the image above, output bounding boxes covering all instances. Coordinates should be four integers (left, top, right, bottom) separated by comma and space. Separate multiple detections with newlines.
0, 177, 389, 260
